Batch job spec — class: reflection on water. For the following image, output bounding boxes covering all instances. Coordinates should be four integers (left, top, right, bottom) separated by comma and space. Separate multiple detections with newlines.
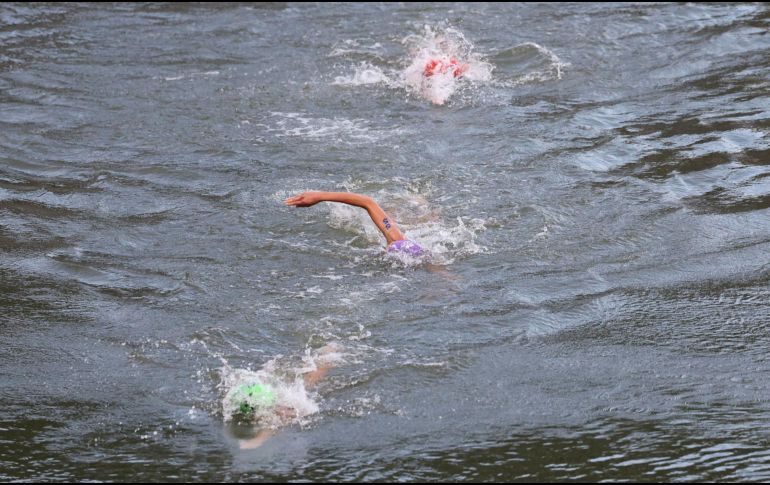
2, 2, 770, 482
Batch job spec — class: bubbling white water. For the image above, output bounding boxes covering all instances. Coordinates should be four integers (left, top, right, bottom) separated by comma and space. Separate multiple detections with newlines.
332, 62, 392, 86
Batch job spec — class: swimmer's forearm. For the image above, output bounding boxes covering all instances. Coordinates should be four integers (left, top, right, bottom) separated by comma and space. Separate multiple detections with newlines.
314, 192, 376, 209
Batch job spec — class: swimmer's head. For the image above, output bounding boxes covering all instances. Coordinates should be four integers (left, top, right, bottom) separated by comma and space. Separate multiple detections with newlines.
230, 382, 277, 415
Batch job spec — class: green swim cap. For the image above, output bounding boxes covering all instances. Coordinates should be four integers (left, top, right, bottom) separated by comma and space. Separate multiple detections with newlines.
232, 383, 277, 414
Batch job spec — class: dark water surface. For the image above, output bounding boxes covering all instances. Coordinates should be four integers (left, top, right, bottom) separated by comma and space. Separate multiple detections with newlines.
2, 2, 770, 482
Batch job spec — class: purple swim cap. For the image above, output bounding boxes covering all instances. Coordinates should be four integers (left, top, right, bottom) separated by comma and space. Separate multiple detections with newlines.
387, 239, 425, 257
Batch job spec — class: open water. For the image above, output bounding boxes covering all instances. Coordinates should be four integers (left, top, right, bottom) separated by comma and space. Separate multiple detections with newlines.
2, 2, 770, 481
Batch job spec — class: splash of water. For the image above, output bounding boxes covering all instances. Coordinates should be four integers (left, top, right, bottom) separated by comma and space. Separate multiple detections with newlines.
401, 26, 493, 105
328, 202, 385, 245
332, 62, 391, 86
400, 216, 486, 265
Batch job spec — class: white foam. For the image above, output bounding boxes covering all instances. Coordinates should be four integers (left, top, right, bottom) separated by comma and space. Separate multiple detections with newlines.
328, 203, 385, 244
161, 70, 221, 82
260, 111, 401, 144
401, 216, 486, 265
328, 39, 385, 59
333, 62, 392, 86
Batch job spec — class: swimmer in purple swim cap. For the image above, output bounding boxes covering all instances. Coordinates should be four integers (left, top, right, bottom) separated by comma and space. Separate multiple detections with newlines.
284, 191, 426, 257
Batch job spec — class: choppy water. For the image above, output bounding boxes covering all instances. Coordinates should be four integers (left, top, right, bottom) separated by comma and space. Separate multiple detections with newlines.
2, 2, 770, 482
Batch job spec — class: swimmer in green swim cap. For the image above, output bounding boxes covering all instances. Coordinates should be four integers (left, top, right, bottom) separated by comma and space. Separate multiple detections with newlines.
232, 344, 341, 450
230, 382, 278, 415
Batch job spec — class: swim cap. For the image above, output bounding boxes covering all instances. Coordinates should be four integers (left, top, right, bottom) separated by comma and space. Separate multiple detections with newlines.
231, 382, 277, 414
424, 58, 465, 78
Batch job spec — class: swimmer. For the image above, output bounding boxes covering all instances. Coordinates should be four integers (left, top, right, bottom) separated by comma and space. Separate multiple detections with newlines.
284, 191, 426, 257
233, 343, 339, 449
413, 54, 470, 105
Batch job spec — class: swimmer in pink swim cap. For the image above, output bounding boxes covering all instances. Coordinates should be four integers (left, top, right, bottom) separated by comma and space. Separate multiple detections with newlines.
284, 191, 426, 256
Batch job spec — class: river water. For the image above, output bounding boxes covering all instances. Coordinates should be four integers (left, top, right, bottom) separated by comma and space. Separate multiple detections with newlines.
2, 2, 770, 482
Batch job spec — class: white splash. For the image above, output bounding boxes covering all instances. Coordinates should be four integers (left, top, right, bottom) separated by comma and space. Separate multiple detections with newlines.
333, 62, 392, 86
259, 112, 402, 144
328, 39, 385, 59
161, 70, 221, 82
328, 202, 385, 244
401, 26, 493, 105
401, 216, 486, 265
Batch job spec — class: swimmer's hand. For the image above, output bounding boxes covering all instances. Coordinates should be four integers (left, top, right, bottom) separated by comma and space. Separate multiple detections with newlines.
284, 192, 324, 208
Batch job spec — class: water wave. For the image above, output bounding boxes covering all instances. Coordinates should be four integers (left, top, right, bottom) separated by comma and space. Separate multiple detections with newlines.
490, 41, 568, 86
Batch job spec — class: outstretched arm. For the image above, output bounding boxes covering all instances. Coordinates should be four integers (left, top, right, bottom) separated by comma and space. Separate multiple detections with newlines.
285, 191, 405, 245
